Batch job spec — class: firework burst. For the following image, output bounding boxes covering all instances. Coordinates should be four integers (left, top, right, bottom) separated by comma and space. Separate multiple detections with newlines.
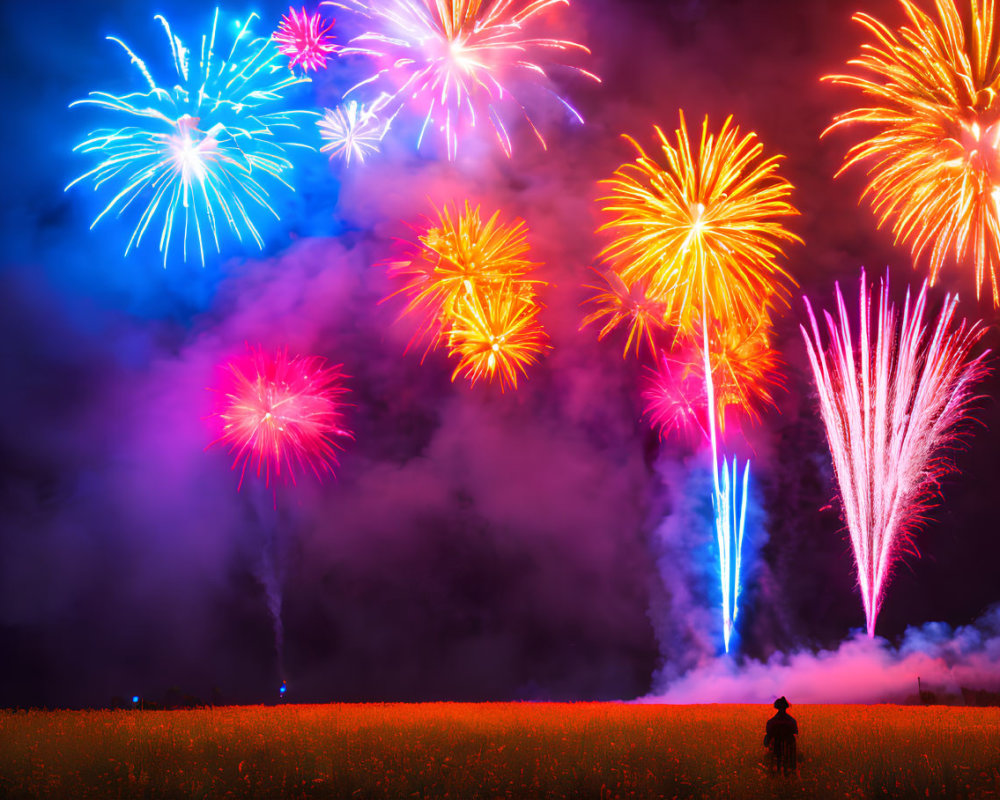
801, 271, 989, 636
387, 202, 549, 388
318, 102, 386, 165
641, 355, 708, 440
210, 346, 353, 489
387, 202, 541, 341
446, 287, 550, 390
326, 0, 599, 158
581, 270, 670, 358
643, 319, 782, 438
826, 0, 1000, 305
67, 11, 313, 266
273, 7, 339, 71
599, 113, 800, 335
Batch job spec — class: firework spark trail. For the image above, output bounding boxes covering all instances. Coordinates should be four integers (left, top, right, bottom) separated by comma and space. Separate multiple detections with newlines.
325, 0, 598, 158
717, 456, 750, 650
801, 271, 989, 636
209, 346, 352, 490
598, 114, 799, 652
700, 273, 750, 654
826, 0, 1000, 305
386, 202, 550, 389
67, 11, 313, 265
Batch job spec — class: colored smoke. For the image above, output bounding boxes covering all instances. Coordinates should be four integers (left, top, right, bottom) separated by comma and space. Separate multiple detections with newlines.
647, 606, 1000, 704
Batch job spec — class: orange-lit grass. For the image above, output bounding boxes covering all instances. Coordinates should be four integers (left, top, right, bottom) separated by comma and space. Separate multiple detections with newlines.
1, 703, 998, 798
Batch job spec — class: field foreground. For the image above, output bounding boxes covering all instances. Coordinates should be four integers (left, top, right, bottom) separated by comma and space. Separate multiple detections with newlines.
1, 702, 998, 798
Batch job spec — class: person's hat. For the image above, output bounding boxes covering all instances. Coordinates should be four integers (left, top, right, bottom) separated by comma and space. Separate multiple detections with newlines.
774, 696, 790, 710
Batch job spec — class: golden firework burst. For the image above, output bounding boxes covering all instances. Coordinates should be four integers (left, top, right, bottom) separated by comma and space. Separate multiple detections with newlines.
446, 287, 551, 391
598, 112, 800, 335
826, 0, 1000, 305
386, 202, 550, 389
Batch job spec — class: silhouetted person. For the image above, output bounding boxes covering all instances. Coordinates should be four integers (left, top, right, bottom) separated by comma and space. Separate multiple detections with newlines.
763, 696, 798, 773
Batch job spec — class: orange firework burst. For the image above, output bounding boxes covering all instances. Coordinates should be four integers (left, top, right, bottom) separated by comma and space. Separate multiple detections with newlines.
446, 287, 550, 390
580, 270, 670, 357
387, 202, 550, 389
826, 0, 1000, 305
598, 113, 800, 335
388, 202, 540, 338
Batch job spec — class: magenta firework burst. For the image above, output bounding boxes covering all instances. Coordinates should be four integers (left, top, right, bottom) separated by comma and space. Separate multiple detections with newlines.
210, 346, 352, 489
273, 7, 339, 72
801, 271, 989, 636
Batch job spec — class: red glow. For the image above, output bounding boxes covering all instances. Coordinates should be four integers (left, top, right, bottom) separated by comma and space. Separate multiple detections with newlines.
272, 7, 338, 72
210, 346, 351, 489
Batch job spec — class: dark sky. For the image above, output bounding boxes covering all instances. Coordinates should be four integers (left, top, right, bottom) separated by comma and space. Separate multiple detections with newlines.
1, 0, 998, 708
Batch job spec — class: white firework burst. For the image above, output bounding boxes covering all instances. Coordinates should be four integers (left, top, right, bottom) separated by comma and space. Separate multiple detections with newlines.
317, 101, 387, 165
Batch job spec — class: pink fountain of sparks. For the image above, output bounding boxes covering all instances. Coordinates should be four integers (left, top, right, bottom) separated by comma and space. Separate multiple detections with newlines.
210, 346, 352, 489
801, 271, 989, 637
273, 7, 339, 72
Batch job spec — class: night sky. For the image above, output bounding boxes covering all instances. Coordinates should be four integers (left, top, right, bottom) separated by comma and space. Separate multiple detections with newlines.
1, 0, 999, 709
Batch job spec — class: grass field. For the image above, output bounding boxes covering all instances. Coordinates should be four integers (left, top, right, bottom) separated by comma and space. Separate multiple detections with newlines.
1, 703, 998, 798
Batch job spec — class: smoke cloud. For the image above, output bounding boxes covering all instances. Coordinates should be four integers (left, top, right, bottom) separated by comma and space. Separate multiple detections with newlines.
647, 606, 1000, 704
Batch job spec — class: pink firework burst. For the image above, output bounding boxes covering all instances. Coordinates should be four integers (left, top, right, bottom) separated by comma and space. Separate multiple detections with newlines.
273, 7, 339, 72
642, 352, 708, 441
210, 346, 352, 489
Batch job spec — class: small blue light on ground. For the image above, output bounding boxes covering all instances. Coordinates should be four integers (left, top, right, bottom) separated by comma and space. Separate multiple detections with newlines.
279, 681, 287, 697
132, 696, 139, 704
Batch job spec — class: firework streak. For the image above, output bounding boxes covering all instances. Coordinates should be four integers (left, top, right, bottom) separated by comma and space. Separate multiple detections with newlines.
801, 271, 988, 636
67, 11, 313, 265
